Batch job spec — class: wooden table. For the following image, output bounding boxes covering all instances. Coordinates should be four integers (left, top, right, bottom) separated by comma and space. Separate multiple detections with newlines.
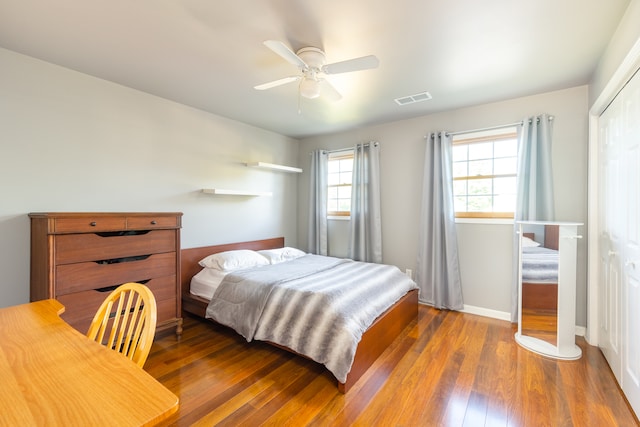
0, 299, 178, 426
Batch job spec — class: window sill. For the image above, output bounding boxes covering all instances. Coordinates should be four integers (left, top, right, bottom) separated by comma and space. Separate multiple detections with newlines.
455, 217, 514, 225
328, 216, 351, 221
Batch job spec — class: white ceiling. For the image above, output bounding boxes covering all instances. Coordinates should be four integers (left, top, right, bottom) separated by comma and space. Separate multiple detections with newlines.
0, 0, 631, 138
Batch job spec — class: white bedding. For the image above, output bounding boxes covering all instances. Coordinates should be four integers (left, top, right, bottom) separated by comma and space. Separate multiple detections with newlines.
191, 247, 308, 300
190, 268, 227, 300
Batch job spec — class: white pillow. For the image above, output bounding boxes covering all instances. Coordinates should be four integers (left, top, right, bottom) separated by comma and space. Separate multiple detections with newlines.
258, 247, 306, 264
522, 236, 541, 247
198, 249, 269, 271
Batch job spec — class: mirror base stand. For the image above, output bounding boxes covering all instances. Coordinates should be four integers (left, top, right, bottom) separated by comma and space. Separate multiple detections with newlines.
514, 332, 582, 360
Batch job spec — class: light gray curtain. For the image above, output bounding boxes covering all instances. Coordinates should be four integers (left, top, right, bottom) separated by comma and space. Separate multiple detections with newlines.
349, 142, 382, 263
511, 114, 555, 321
515, 114, 555, 220
416, 132, 464, 310
308, 149, 328, 255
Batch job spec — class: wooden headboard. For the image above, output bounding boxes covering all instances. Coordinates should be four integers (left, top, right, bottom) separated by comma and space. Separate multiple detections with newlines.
180, 237, 285, 296
522, 225, 559, 250
544, 225, 559, 250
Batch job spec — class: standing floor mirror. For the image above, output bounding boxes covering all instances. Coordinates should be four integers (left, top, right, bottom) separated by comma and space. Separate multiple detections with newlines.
515, 221, 583, 360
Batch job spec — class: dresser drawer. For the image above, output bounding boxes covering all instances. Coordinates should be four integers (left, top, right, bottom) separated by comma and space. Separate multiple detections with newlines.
55, 230, 176, 264
146, 275, 178, 303
56, 252, 176, 295
58, 276, 178, 334
127, 215, 179, 230
157, 298, 178, 324
53, 216, 127, 233
58, 290, 109, 333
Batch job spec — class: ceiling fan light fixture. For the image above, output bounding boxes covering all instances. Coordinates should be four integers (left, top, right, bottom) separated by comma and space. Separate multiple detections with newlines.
299, 78, 321, 99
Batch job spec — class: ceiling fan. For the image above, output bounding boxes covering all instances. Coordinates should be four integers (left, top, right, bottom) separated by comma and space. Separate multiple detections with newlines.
254, 40, 379, 101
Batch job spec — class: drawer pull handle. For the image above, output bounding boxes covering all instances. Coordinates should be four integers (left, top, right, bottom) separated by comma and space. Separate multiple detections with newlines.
96, 230, 150, 237
96, 254, 151, 265
96, 279, 151, 293
151, 220, 157, 225
96, 285, 119, 293
90, 222, 97, 226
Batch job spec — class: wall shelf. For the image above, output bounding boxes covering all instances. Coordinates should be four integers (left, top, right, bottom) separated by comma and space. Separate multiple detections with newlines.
202, 189, 273, 197
245, 162, 302, 173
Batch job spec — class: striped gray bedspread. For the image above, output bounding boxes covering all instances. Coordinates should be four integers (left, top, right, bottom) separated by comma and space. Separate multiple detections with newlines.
522, 246, 559, 283
205, 254, 418, 383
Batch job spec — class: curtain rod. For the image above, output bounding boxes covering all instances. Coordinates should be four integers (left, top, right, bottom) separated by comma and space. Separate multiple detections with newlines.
315, 141, 379, 155
423, 115, 554, 139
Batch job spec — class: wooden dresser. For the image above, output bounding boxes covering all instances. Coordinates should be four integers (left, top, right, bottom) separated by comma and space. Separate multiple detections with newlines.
29, 212, 183, 336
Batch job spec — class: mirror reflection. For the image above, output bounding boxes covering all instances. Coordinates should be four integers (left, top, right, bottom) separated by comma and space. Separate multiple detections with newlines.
520, 224, 559, 346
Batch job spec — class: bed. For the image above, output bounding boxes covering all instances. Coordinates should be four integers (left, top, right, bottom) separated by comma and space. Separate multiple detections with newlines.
180, 237, 419, 393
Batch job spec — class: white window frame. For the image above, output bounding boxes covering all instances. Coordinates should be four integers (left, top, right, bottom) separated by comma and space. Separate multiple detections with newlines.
327, 150, 354, 217
452, 127, 518, 220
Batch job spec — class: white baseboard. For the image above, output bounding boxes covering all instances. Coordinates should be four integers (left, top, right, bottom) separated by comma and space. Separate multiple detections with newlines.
417, 301, 512, 321
460, 304, 511, 321
458, 304, 587, 337
420, 303, 587, 337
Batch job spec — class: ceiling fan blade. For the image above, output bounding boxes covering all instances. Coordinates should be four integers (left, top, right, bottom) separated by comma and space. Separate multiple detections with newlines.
254, 76, 301, 90
323, 55, 379, 74
263, 40, 308, 69
319, 79, 343, 102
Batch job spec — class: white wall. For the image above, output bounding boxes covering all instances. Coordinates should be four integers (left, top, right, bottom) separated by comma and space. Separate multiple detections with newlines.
0, 48, 300, 308
589, 0, 640, 106
298, 86, 589, 324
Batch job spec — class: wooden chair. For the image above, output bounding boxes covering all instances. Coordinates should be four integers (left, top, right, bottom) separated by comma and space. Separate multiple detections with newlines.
87, 282, 157, 368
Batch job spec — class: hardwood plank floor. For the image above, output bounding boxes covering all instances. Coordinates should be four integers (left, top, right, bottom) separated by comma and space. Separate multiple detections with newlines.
146, 306, 639, 426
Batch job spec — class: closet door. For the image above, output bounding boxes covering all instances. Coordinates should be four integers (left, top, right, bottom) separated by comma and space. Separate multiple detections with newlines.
598, 91, 623, 382
598, 68, 640, 416
621, 68, 640, 413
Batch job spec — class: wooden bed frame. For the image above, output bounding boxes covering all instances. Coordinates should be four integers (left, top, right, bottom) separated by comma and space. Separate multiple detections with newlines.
180, 237, 418, 393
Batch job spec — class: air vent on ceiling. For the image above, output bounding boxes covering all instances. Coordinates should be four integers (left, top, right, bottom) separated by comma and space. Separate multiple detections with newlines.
394, 91, 432, 106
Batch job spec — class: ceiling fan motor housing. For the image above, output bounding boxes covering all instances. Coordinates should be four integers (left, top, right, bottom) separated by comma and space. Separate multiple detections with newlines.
296, 47, 326, 70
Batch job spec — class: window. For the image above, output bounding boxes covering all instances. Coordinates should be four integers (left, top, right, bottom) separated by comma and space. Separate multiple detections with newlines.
452, 128, 518, 218
327, 151, 354, 216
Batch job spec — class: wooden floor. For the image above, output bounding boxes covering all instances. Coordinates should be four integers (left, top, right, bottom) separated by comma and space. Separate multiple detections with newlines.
147, 306, 639, 426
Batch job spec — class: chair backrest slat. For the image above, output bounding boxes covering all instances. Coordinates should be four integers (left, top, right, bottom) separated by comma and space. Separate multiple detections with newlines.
86, 283, 157, 368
